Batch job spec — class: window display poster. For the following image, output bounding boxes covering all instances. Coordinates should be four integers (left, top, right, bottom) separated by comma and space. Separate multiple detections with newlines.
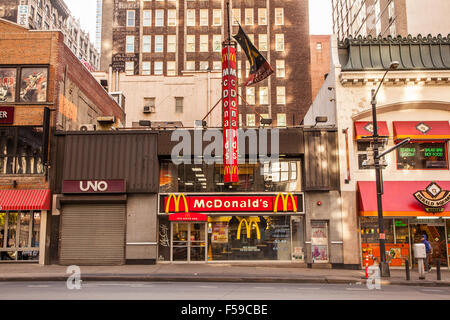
20, 68, 47, 103
312, 245, 328, 262
211, 222, 228, 243
0, 68, 16, 102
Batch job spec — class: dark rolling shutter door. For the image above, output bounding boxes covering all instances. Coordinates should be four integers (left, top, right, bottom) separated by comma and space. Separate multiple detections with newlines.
60, 204, 126, 265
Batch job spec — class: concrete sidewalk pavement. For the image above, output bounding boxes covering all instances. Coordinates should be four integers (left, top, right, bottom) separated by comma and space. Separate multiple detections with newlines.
0, 263, 449, 287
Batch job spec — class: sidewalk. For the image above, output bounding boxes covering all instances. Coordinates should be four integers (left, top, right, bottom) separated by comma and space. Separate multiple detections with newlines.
0, 263, 449, 287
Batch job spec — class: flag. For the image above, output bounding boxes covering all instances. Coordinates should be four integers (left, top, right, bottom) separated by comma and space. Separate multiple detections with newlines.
233, 24, 274, 86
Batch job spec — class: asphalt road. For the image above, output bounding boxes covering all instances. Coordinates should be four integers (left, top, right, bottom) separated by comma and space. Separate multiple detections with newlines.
0, 281, 449, 300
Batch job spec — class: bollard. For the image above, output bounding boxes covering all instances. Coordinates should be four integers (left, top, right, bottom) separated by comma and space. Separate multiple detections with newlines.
436, 258, 441, 281
405, 259, 410, 281
365, 252, 369, 279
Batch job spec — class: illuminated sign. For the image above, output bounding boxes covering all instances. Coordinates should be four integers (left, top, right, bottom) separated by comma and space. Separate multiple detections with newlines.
222, 45, 238, 183
161, 193, 304, 214
164, 193, 207, 221
237, 218, 260, 240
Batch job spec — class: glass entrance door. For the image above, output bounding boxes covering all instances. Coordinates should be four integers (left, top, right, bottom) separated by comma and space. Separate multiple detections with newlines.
411, 224, 448, 268
171, 222, 206, 262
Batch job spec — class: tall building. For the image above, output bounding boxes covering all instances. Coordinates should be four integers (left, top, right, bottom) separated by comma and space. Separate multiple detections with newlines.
0, 0, 100, 70
100, 0, 312, 127
95, 0, 102, 52
331, 0, 450, 40
310, 35, 330, 101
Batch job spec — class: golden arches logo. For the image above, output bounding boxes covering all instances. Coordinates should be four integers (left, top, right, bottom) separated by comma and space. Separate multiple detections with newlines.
165, 193, 188, 213
274, 193, 297, 213
222, 53, 236, 62
237, 218, 261, 240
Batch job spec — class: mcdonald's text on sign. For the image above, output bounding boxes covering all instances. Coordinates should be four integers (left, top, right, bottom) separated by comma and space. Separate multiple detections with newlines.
222, 46, 239, 183
162, 193, 303, 214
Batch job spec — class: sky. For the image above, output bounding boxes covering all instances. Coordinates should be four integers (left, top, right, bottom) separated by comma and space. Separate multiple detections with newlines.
63, 0, 333, 42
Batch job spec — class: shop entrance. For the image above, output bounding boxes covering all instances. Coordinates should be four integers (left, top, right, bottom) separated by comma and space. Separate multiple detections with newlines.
411, 223, 448, 268
171, 222, 207, 262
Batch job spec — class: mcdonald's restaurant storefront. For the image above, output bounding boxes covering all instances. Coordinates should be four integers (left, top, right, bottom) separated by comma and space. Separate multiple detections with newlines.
157, 192, 305, 263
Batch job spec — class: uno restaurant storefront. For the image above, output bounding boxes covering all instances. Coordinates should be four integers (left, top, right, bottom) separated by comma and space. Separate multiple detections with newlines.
158, 193, 305, 263
358, 181, 450, 269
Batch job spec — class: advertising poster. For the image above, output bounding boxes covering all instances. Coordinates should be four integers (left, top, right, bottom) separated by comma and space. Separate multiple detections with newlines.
0, 68, 16, 102
20, 67, 48, 103
211, 222, 228, 243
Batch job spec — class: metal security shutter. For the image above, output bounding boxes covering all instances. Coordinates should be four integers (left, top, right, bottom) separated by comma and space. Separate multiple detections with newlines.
60, 204, 126, 265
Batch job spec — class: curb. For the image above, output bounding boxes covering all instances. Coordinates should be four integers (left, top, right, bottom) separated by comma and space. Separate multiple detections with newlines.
0, 275, 449, 287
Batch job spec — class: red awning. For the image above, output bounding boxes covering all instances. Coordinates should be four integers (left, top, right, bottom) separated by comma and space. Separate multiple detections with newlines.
0, 189, 51, 211
358, 181, 450, 217
393, 121, 450, 141
354, 121, 389, 140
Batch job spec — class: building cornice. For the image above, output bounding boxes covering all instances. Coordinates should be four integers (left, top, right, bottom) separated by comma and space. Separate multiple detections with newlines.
340, 70, 450, 86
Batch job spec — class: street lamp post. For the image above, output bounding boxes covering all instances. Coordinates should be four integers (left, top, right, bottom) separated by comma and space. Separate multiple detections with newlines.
370, 61, 399, 278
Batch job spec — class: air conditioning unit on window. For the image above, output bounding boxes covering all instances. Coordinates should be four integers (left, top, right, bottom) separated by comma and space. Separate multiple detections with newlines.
79, 124, 97, 131
143, 105, 156, 113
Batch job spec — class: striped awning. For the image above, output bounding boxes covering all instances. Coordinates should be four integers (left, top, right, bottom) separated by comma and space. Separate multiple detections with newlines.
0, 189, 51, 211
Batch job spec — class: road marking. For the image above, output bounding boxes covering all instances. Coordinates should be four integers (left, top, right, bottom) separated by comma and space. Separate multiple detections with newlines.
421, 289, 443, 292
27, 285, 50, 288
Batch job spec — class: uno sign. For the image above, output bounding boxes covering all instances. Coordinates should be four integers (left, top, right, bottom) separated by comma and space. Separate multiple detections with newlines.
161, 193, 304, 214
62, 180, 126, 194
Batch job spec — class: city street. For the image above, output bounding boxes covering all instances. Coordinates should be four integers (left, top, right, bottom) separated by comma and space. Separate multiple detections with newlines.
0, 281, 449, 300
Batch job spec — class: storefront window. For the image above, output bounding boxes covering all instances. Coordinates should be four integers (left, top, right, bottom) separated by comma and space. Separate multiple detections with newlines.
397, 141, 448, 170
0, 68, 17, 103
360, 217, 394, 244
207, 216, 292, 261
394, 219, 409, 244
0, 127, 44, 175
19, 67, 48, 103
157, 216, 171, 262
159, 159, 302, 193
0, 211, 39, 261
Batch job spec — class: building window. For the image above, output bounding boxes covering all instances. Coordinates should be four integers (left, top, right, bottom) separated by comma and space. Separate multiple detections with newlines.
245, 8, 254, 25
167, 35, 176, 52
175, 97, 183, 113
316, 42, 322, 51
142, 61, 151, 75
213, 35, 222, 52
185, 61, 195, 71
276, 86, 286, 104
127, 10, 135, 27
0, 127, 44, 175
275, 34, 285, 51
143, 10, 152, 26
275, 8, 284, 25
258, 8, 267, 25
126, 35, 134, 53
200, 35, 209, 52
155, 35, 164, 52
200, 9, 208, 26
168, 9, 177, 26
186, 9, 195, 26
276, 60, 285, 78
167, 61, 176, 76
144, 97, 155, 112
186, 35, 195, 52
259, 87, 268, 105
397, 141, 448, 170
277, 113, 286, 127
232, 8, 240, 25
155, 9, 164, 26
142, 35, 151, 53
246, 114, 256, 127
258, 34, 268, 51
212, 9, 222, 26
125, 61, 134, 75
0, 68, 17, 103
246, 87, 255, 105
213, 61, 221, 70
154, 61, 163, 75
199, 61, 209, 71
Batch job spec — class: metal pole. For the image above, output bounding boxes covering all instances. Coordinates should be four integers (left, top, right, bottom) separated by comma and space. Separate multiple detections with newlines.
436, 258, 441, 281
405, 259, 410, 281
371, 88, 390, 278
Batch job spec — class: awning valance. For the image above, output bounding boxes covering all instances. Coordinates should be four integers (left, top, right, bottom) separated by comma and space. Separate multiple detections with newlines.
358, 181, 450, 217
354, 121, 389, 140
393, 121, 450, 141
0, 189, 51, 211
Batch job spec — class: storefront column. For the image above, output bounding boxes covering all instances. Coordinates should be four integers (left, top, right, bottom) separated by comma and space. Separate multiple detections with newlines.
39, 210, 47, 265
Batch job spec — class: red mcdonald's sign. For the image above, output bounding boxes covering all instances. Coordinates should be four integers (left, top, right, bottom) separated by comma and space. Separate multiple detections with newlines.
222, 45, 238, 183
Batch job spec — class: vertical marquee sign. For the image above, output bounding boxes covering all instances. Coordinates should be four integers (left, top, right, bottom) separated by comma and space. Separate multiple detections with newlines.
222, 45, 239, 183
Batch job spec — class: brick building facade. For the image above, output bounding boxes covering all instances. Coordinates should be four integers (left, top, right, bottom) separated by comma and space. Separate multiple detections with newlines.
310, 35, 330, 101
100, 0, 312, 127
0, 18, 124, 264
